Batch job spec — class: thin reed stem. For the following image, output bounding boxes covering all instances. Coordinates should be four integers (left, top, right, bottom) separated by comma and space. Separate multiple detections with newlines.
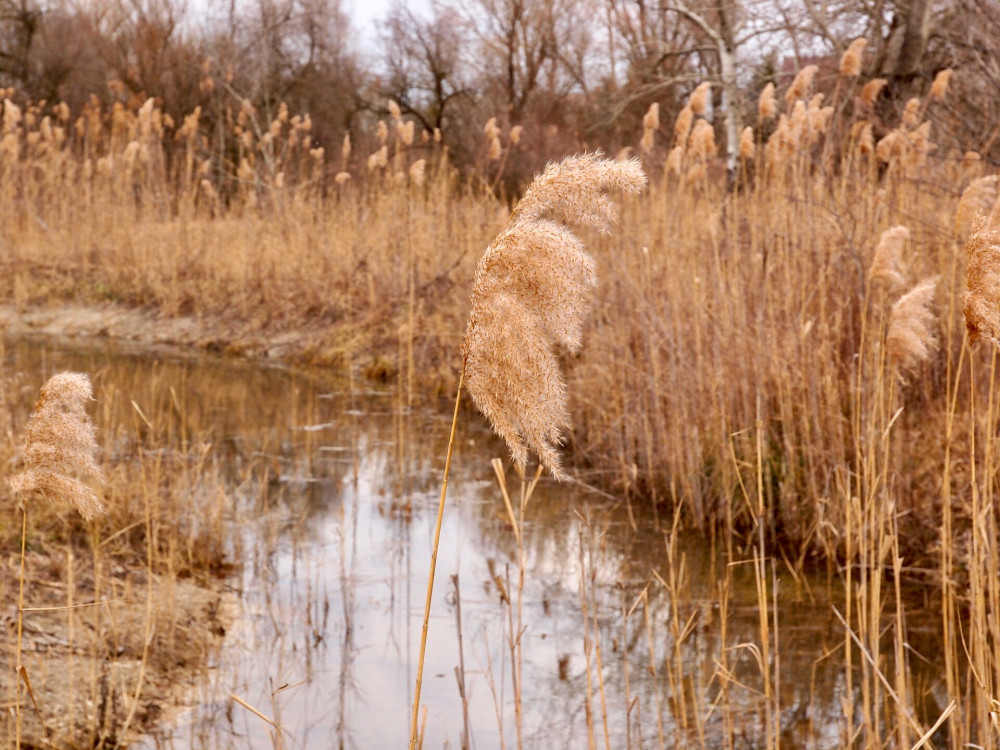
15, 505, 27, 750
408, 367, 464, 750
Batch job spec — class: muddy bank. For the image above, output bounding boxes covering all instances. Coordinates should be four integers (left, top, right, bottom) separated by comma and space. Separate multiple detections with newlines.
2, 552, 235, 748
0, 303, 318, 362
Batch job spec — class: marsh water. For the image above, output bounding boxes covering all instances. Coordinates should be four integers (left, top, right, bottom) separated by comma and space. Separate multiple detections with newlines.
6, 336, 950, 749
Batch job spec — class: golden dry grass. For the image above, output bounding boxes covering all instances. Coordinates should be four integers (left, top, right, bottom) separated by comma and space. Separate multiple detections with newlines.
3, 79, 1000, 747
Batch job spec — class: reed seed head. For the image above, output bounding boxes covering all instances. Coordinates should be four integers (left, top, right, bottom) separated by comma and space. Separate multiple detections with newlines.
887, 278, 938, 372
674, 104, 693, 147
739, 126, 755, 160
758, 83, 776, 120
963, 217, 1000, 347
955, 175, 998, 240
409, 158, 425, 186
642, 102, 660, 132
839, 38, 868, 77
869, 226, 909, 287
860, 78, 887, 107
9, 372, 104, 520
463, 153, 646, 479
930, 69, 953, 100
640, 126, 654, 154
690, 82, 711, 116
902, 97, 921, 128
786, 65, 818, 105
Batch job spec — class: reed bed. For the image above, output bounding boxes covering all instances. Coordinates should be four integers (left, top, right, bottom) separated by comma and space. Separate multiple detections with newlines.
3, 70, 1000, 748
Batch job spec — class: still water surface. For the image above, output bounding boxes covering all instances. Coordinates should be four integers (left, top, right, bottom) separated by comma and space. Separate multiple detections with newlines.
6, 336, 948, 749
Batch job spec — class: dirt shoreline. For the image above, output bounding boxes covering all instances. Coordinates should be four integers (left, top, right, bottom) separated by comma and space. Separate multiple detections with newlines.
2, 304, 249, 749
0, 302, 308, 361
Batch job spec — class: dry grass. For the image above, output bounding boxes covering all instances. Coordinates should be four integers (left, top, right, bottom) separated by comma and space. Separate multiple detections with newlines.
2, 72, 1000, 747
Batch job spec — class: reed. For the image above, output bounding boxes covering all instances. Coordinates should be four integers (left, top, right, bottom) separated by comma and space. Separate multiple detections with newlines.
409, 153, 645, 748
4, 71, 1000, 748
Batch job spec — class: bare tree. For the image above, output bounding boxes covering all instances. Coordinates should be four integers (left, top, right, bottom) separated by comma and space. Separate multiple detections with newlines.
0, 0, 39, 86
379, 1, 470, 135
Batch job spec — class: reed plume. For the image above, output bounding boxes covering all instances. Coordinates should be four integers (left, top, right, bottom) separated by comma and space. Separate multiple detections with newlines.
963, 217, 1000, 347
869, 226, 909, 287
758, 83, 776, 120
839, 38, 868, 77
887, 279, 938, 371
9, 372, 104, 520
674, 104, 694, 146
930, 69, 953, 100
462, 153, 646, 479
642, 102, 660, 132
690, 82, 711, 115
860, 78, 887, 107
955, 175, 999, 240
739, 126, 755, 160
786, 65, 818, 105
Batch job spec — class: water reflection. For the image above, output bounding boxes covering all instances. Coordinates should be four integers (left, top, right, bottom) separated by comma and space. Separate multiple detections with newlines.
4, 336, 949, 749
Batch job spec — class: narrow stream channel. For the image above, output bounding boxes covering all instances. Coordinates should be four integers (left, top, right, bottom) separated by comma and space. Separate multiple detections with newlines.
5, 336, 950, 749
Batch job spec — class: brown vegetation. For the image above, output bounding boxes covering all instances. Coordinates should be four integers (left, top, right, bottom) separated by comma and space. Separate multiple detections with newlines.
4, 19, 1000, 745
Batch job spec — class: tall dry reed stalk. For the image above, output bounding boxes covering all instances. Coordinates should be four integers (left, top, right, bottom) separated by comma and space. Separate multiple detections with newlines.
408, 153, 645, 749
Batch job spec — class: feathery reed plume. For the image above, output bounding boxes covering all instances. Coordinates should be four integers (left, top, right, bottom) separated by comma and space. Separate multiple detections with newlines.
463, 153, 646, 479
857, 122, 875, 154
758, 83, 776, 120
642, 102, 660, 132
902, 97, 921, 128
334, 171, 351, 185
869, 226, 909, 287
860, 78, 887, 107
963, 217, 1000, 346
876, 130, 910, 163
3, 97, 22, 134
739, 126, 755, 160
674, 104, 693, 146
690, 82, 711, 115
930, 69, 953, 99
988, 191, 1000, 236
786, 65, 818, 105
839, 38, 868, 76
688, 119, 717, 159
666, 145, 684, 174
640, 103, 658, 152
9, 372, 104, 520
906, 121, 934, 167
963, 150, 981, 172
686, 161, 707, 184
510, 125, 523, 146
887, 278, 938, 371
409, 158, 426, 186
955, 175, 998, 240
487, 134, 502, 161
376, 120, 388, 145
367, 145, 388, 171
410, 155, 646, 750
340, 133, 351, 165
640, 127, 655, 154
388, 99, 401, 121
484, 116, 500, 141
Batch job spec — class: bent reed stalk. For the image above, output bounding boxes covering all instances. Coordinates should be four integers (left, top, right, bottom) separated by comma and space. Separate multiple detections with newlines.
408, 153, 645, 749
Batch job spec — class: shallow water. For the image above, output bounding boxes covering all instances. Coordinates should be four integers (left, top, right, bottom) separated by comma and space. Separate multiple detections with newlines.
5, 336, 950, 749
